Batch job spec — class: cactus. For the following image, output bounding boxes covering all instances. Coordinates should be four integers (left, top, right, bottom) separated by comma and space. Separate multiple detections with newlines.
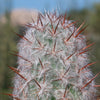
9, 12, 99, 100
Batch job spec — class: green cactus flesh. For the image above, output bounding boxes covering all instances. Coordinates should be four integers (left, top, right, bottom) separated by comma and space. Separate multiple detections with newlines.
11, 12, 98, 100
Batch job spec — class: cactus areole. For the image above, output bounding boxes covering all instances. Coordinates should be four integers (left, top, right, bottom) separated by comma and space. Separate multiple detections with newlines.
10, 12, 99, 100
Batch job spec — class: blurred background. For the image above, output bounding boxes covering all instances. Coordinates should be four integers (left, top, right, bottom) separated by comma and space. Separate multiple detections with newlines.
0, 0, 100, 99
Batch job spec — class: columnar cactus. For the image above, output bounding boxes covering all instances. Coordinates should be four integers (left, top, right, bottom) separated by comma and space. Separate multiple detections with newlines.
9, 12, 99, 100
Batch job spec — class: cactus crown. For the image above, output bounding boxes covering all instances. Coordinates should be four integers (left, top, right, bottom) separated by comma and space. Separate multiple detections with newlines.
9, 12, 99, 100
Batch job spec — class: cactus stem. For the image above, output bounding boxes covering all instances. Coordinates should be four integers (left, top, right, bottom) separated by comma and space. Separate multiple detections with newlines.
10, 12, 98, 100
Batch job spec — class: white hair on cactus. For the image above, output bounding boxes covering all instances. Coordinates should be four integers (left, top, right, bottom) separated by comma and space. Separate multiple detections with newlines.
11, 12, 98, 100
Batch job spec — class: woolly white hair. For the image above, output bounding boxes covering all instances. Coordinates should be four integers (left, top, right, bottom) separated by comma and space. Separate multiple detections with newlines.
12, 12, 97, 100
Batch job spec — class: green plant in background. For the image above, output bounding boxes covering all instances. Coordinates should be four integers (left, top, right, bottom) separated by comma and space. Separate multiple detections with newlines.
0, 15, 18, 100
69, 5, 100, 95
5, 12, 100, 100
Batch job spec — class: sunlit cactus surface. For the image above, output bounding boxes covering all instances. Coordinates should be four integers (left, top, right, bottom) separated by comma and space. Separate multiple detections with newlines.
9, 12, 99, 100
